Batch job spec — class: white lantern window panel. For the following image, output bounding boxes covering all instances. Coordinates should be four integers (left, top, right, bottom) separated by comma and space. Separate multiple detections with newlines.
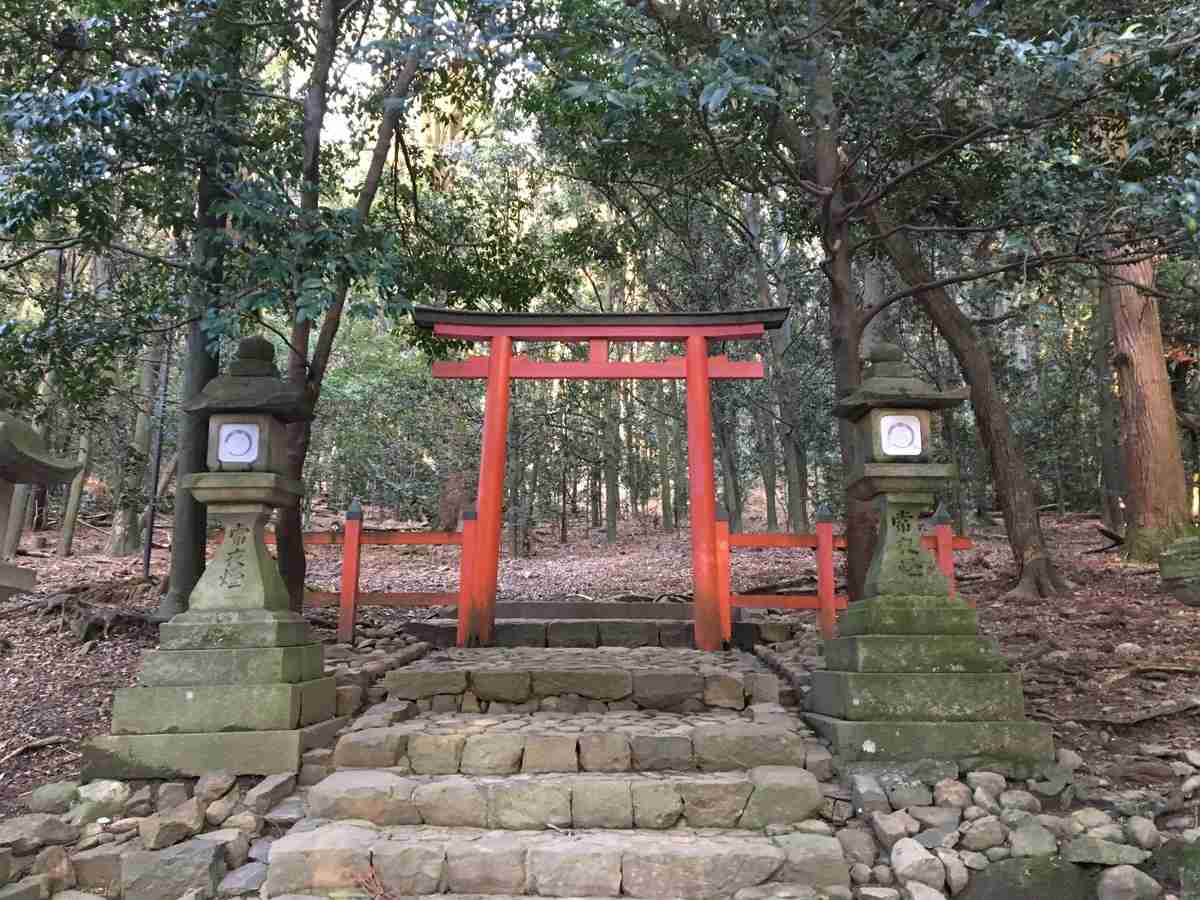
880, 414, 922, 456
217, 422, 261, 464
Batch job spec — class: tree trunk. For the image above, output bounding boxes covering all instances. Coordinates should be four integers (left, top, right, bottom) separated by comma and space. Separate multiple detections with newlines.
277, 1, 430, 608
756, 401, 779, 531
770, 327, 807, 532
604, 382, 620, 542
654, 380, 674, 530
864, 204, 1068, 598
2, 486, 29, 560
810, 53, 872, 601
1092, 276, 1126, 533
670, 379, 688, 524
590, 465, 601, 527
56, 432, 93, 558
138, 450, 178, 535
1107, 257, 1190, 560
109, 338, 160, 556
715, 399, 743, 531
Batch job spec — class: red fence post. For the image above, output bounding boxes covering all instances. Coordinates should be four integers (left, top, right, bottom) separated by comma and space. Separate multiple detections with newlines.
458, 508, 478, 647
815, 503, 837, 640
930, 501, 958, 599
715, 509, 732, 643
337, 499, 364, 644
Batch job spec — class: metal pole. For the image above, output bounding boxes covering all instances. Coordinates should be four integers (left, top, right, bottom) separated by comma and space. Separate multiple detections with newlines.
142, 334, 173, 579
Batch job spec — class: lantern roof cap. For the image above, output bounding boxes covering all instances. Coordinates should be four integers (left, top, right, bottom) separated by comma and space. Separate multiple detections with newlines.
184, 336, 312, 421
0, 412, 82, 484
834, 342, 968, 420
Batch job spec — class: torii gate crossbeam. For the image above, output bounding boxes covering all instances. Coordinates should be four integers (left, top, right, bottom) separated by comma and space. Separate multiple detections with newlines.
412, 305, 790, 650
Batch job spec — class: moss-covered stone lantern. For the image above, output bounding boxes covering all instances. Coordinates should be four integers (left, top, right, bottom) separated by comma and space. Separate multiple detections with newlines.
836, 342, 968, 599
0, 410, 81, 602
85, 337, 342, 779
806, 343, 1054, 770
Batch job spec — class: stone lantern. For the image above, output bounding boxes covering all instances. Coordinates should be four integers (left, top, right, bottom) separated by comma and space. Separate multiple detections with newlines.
806, 343, 1053, 767
85, 337, 340, 778
836, 342, 968, 601
0, 410, 81, 602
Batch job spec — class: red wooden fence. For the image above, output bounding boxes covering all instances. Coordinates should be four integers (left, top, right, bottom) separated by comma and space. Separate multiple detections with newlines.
242, 505, 971, 647
716, 512, 973, 641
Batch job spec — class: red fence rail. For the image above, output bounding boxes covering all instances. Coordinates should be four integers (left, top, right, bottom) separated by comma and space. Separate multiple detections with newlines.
716, 513, 973, 641
238, 507, 466, 643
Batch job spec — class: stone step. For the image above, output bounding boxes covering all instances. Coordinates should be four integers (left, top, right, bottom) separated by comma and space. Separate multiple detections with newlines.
264, 823, 851, 899
406, 618, 765, 650
382, 646, 784, 713
305, 767, 830, 831
434, 601, 708, 621
329, 708, 831, 777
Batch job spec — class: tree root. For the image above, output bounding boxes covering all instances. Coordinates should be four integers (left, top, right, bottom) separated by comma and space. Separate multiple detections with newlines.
25, 577, 165, 642
1000, 556, 1072, 602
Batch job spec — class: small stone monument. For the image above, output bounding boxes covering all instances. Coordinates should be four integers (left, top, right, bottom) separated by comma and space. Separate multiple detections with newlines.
84, 337, 341, 778
1161, 536, 1200, 606
0, 410, 81, 601
807, 343, 1053, 766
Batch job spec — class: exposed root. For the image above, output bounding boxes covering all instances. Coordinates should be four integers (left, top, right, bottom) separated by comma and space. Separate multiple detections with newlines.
1000, 556, 1072, 602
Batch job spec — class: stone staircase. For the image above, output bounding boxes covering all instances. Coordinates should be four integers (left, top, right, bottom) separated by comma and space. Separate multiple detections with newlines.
407, 601, 762, 650
263, 647, 853, 899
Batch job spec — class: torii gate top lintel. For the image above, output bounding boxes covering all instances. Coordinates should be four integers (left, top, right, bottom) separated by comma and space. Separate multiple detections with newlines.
410, 304, 790, 650
411, 305, 790, 342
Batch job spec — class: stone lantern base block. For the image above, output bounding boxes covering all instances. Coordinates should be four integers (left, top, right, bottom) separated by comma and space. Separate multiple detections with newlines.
1161, 536, 1200, 607
824, 634, 1008, 673
805, 714, 1054, 766
159, 609, 314, 650
82, 717, 348, 780
808, 671, 1027, 721
138, 643, 324, 686
0, 560, 35, 603
838, 595, 978, 636
111, 677, 336, 735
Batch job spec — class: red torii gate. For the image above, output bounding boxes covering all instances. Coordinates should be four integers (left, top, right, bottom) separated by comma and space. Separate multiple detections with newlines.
412, 305, 790, 651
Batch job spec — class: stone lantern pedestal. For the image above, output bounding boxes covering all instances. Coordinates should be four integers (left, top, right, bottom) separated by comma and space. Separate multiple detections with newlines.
806, 345, 1053, 767
84, 338, 341, 778
0, 412, 81, 601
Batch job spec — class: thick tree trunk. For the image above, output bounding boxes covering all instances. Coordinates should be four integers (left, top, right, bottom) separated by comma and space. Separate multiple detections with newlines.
161, 179, 222, 618
865, 205, 1068, 598
810, 56, 872, 602
1107, 257, 1190, 559
56, 432, 93, 558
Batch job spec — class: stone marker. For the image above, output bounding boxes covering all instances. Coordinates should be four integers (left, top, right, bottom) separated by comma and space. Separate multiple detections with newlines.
83, 338, 336, 778
0, 408, 80, 603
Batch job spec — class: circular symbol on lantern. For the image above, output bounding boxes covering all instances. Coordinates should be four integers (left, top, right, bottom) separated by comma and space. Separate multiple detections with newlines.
223, 428, 255, 459
886, 421, 916, 451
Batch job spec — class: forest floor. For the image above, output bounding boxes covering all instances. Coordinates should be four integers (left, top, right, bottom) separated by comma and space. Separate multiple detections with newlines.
0, 508, 1197, 815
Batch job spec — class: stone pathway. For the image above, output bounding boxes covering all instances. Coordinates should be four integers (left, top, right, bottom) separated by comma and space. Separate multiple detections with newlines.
0, 643, 1193, 900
